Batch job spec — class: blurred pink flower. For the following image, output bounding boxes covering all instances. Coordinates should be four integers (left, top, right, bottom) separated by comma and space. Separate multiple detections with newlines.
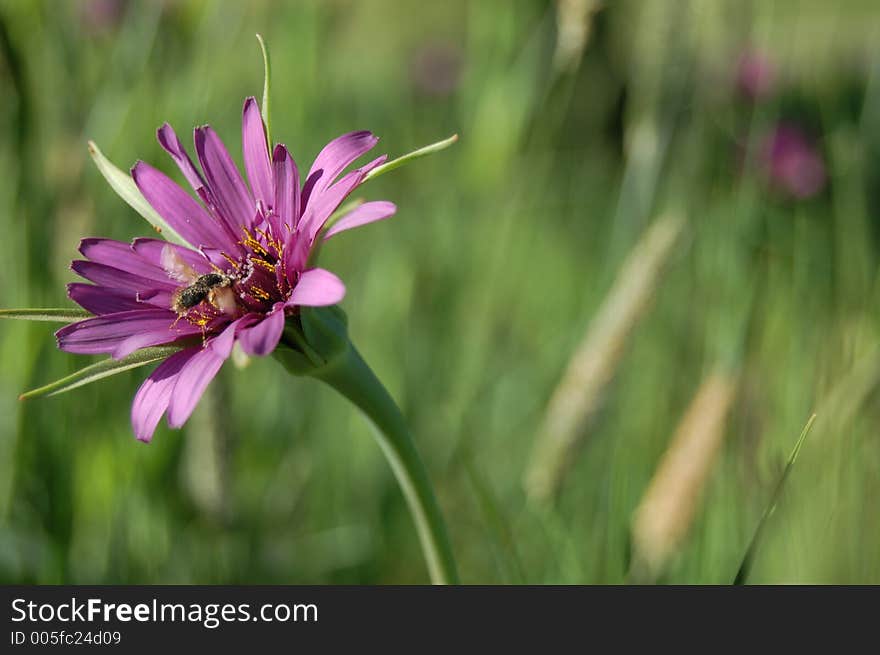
736, 50, 776, 102
410, 42, 463, 97
759, 124, 826, 199
78, 0, 127, 36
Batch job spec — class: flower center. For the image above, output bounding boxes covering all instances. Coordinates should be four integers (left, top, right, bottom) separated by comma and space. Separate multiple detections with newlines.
230, 225, 290, 310
170, 224, 294, 330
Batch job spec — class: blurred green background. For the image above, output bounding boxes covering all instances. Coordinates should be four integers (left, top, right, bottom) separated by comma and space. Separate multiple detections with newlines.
1, 0, 879, 584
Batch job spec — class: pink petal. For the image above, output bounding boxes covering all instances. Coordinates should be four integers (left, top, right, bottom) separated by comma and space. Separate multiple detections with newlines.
55, 309, 197, 355
131, 346, 200, 443
299, 169, 365, 243
111, 323, 203, 360
242, 97, 274, 208
166, 320, 238, 428
299, 155, 387, 243
281, 229, 310, 283
287, 268, 346, 307
130, 238, 213, 275
237, 305, 285, 356
71, 260, 176, 293
79, 238, 186, 284
157, 122, 207, 192
198, 245, 240, 271
324, 201, 397, 239
68, 283, 156, 315
301, 131, 378, 209
273, 144, 300, 231
131, 161, 240, 253
194, 125, 254, 233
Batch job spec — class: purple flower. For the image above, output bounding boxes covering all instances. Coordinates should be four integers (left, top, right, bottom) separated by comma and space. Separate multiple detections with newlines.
57, 97, 397, 442
736, 50, 776, 102
759, 123, 827, 199
410, 42, 463, 97
78, 0, 127, 36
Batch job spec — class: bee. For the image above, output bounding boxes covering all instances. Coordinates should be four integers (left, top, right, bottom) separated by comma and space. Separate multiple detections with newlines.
162, 246, 237, 316
171, 272, 234, 314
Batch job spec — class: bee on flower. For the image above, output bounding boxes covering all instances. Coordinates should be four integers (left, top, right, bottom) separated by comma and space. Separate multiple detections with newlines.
56, 97, 397, 442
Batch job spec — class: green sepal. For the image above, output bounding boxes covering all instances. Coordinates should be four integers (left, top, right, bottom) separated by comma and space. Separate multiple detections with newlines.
301, 306, 349, 363
0, 308, 92, 322
274, 306, 350, 376
88, 140, 188, 246
256, 34, 272, 148
272, 343, 314, 376
364, 134, 458, 182
20, 346, 183, 400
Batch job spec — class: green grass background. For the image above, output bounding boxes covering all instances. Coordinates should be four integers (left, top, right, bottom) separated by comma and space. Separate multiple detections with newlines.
0, 0, 878, 584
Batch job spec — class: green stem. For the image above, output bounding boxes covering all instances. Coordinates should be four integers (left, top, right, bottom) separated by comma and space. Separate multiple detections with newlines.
309, 343, 459, 584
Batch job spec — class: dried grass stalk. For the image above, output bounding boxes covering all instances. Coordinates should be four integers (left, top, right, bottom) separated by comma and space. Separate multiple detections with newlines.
525, 212, 685, 503
630, 371, 738, 581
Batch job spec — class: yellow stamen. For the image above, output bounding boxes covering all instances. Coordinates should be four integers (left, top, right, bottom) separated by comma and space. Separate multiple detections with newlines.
252, 258, 276, 272
220, 251, 240, 270
250, 286, 271, 301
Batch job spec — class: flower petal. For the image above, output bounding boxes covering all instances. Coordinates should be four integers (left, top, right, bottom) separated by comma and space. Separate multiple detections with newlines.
242, 97, 274, 208
287, 268, 346, 307
281, 229, 310, 282
324, 201, 397, 239
237, 305, 285, 356
273, 144, 300, 231
131, 346, 200, 442
157, 122, 207, 192
302, 131, 378, 209
55, 309, 196, 355
300, 168, 366, 242
71, 260, 176, 293
79, 238, 180, 284
68, 283, 154, 315
194, 125, 254, 233
130, 238, 214, 275
132, 161, 240, 253
111, 324, 202, 360
166, 320, 238, 428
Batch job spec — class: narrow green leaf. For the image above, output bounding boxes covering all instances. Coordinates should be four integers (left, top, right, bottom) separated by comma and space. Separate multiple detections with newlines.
19, 346, 184, 400
364, 134, 459, 182
0, 308, 92, 322
256, 33, 272, 148
87, 140, 188, 246
733, 413, 816, 584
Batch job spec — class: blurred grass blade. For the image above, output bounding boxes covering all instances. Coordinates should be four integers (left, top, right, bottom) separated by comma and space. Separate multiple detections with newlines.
88, 140, 188, 246
0, 308, 91, 322
364, 134, 458, 182
524, 212, 686, 504
19, 346, 183, 400
734, 413, 816, 585
256, 33, 272, 147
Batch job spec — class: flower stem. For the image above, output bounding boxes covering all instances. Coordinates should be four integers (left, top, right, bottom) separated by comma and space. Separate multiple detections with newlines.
308, 342, 459, 584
